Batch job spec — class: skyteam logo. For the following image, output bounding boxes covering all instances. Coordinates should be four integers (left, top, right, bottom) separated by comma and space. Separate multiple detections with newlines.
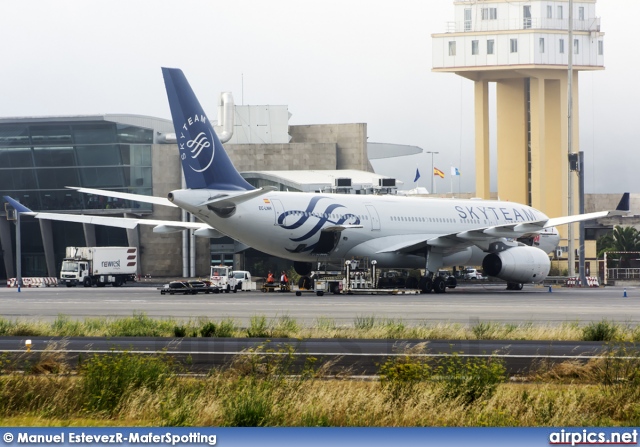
278, 197, 360, 253
179, 114, 215, 173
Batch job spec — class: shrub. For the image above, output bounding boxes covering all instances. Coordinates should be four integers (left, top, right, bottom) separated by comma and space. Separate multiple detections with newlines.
354, 315, 376, 330
434, 353, 506, 405
272, 315, 299, 338
583, 320, 618, 341
379, 354, 430, 402
216, 319, 237, 338
200, 322, 217, 338
174, 325, 187, 337
80, 351, 175, 414
247, 316, 271, 338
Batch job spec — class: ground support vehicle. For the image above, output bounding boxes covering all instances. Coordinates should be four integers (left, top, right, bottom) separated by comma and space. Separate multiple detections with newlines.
210, 266, 255, 293
232, 270, 256, 291
60, 246, 137, 287
260, 282, 291, 293
296, 259, 422, 296
159, 280, 219, 295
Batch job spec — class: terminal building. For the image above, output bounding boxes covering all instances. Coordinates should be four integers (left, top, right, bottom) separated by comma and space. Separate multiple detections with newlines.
0, 112, 401, 280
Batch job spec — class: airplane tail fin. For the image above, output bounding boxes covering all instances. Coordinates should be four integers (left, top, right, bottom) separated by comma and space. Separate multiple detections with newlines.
162, 68, 254, 191
616, 192, 630, 212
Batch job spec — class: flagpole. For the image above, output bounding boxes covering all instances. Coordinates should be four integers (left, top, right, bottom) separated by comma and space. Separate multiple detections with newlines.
426, 151, 439, 194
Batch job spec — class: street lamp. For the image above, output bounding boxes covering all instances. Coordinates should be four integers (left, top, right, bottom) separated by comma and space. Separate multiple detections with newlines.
425, 151, 439, 194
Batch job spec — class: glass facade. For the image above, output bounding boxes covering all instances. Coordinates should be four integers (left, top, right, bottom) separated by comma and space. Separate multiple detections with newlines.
0, 121, 153, 211
0, 118, 158, 279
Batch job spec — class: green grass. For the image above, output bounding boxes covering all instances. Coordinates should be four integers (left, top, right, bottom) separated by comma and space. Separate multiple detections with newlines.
0, 315, 638, 342
2, 343, 640, 426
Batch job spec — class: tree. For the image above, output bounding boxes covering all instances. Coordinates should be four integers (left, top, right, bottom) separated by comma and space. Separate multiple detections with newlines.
597, 225, 640, 267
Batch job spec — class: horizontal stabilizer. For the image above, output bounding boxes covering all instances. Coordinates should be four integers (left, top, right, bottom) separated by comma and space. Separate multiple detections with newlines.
199, 186, 277, 209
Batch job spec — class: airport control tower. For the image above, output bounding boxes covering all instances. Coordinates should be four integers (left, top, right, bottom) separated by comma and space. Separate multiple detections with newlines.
432, 0, 604, 247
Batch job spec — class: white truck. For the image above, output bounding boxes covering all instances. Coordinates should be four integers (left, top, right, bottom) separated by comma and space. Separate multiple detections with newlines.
209, 266, 255, 293
60, 246, 138, 287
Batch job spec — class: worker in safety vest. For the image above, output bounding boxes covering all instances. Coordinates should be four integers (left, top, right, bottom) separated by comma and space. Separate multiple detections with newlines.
266, 271, 275, 284
280, 271, 288, 286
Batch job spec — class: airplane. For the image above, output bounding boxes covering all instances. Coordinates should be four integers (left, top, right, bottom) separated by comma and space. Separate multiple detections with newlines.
3, 68, 631, 293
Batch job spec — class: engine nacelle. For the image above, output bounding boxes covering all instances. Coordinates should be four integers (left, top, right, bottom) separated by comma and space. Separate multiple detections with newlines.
482, 246, 550, 284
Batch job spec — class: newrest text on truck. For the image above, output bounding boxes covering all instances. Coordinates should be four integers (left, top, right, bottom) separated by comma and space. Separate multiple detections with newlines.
60, 247, 138, 287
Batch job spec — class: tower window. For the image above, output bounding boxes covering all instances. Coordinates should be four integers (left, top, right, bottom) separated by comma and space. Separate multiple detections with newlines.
539, 38, 545, 53
557, 5, 563, 20
448, 41, 456, 56
471, 40, 479, 55
574, 39, 579, 54
579, 6, 585, 21
510, 38, 518, 53
547, 5, 552, 19
598, 40, 604, 55
487, 39, 495, 55
481, 8, 497, 20
559, 38, 565, 54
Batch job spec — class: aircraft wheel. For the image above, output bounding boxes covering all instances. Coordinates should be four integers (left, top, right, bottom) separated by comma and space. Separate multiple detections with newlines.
446, 277, 457, 289
316, 291, 324, 297
433, 277, 447, 294
418, 277, 432, 294
295, 291, 301, 297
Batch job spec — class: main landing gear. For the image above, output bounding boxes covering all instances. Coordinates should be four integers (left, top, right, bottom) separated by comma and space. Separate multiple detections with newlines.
418, 274, 457, 294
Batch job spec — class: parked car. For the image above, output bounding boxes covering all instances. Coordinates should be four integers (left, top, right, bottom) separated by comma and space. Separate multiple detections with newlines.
463, 268, 484, 280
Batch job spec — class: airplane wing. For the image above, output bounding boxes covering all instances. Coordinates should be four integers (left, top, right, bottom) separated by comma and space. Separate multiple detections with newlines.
67, 187, 177, 207
20, 211, 210, 232
378, 193, 630, 254
3, 196, 211, 233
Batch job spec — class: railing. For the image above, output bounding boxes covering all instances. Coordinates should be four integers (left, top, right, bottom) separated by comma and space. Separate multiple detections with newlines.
607, 268, 640, 280
444, 17, 600, 33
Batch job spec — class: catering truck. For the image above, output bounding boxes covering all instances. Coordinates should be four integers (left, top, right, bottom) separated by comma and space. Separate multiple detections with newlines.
60, 246, 138, 287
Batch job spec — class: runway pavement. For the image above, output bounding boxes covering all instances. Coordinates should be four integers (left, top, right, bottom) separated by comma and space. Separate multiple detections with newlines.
0, 335, 616, 376
1, 283, 638, 326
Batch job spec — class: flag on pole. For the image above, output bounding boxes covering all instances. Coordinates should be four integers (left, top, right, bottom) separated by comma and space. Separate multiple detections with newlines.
433, 167, 445, 178
451, 167, 460, 176
414, 168, 421, 182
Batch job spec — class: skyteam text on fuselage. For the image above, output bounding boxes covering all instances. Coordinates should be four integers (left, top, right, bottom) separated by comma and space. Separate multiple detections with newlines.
3, 68, 630, 293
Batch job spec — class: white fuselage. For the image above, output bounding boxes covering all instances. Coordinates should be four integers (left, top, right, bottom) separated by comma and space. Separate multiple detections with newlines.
171, 189, 559, 269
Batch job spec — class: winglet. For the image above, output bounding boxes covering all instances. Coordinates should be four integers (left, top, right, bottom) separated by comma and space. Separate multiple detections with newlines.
616, 193, 630, 212
3, 196, 33, 214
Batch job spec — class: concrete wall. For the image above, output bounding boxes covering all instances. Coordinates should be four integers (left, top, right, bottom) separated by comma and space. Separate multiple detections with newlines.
289, 124, 373, 172
139, 143, 210, 278
226, 143, 337, 171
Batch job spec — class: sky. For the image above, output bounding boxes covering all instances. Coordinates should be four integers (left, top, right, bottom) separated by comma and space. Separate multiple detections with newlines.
0, 0, 637, 194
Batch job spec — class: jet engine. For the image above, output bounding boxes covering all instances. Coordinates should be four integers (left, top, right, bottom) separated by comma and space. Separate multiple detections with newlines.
482, 246, 550, 284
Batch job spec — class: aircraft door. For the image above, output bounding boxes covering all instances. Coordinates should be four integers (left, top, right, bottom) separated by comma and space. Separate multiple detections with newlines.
365, 205, 380, 231
271, 199, 288, 226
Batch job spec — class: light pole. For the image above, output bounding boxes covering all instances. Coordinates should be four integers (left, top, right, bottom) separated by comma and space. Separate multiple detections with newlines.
426, 151, 439, 194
